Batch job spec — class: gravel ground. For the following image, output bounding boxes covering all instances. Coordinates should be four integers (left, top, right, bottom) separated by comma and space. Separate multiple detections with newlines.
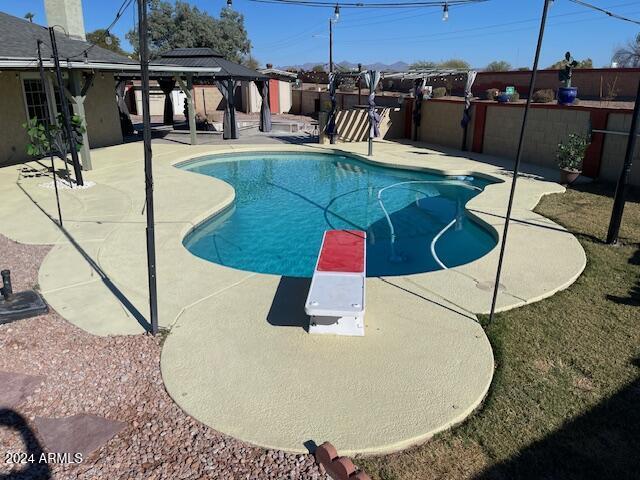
0, 234, 327, 479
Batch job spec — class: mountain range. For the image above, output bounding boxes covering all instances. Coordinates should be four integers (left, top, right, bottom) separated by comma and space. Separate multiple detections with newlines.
279, 60, 410, 72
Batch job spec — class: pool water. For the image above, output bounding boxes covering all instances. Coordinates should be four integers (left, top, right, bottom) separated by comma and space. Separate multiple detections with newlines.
181, 152, 497, 278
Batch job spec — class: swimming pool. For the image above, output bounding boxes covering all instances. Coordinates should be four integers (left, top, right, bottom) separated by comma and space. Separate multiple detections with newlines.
180, 152, 498, 277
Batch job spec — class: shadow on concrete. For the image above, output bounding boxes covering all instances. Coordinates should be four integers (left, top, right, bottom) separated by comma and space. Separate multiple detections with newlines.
266, 276, 311, 331
475, 359, 640, 480
15, 183, 152, 333
0, 409, 51, 480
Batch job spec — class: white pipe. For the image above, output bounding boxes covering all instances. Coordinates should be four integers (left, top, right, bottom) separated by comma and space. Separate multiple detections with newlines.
430, 218, 456, 270
376, 179, 481, 267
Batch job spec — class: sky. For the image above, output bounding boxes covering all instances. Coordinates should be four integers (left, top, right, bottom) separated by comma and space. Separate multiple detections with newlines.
2, 0, 640, 68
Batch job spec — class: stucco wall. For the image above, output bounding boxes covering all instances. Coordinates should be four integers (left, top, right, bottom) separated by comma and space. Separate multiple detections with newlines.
84, 73, 123, 149
0, 71, 31, 166
0, 71, 123, 167
600, 112, 640, 186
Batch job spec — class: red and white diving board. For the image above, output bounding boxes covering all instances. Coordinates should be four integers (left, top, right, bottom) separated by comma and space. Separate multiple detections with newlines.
305, 230, 366, 336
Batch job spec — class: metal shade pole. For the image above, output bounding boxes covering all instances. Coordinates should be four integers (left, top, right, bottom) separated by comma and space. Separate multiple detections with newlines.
606, 77, 640, 244
49, 27, 83, 186
37, 40, 63, 227
488, 0, 551, 324
138, 0, 159, 335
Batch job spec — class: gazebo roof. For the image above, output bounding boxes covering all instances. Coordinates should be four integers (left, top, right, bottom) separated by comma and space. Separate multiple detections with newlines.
154, 48, 268, 81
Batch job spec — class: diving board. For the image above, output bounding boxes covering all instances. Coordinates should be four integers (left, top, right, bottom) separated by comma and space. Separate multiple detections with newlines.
305, 230, 366, 336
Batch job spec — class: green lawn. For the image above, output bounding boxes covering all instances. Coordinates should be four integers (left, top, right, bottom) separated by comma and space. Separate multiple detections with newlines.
360, 183, 640, 480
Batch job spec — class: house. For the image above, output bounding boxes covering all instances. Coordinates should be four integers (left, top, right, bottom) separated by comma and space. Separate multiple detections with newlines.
0, 2, 229, 168
0, 7, 138, 168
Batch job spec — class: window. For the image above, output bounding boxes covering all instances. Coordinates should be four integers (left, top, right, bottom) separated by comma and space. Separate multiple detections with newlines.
23, 78, 50, 123
21, 75, 67, 124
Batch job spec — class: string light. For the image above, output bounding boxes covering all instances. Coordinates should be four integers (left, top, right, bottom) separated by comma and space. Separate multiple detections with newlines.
443, 2, 449, 21
334, 3, 340, 21
247, 0, 488, 9
104, 31, 113, 45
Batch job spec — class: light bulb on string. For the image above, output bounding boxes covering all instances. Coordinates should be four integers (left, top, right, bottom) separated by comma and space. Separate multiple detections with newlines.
442, 2, 449, 21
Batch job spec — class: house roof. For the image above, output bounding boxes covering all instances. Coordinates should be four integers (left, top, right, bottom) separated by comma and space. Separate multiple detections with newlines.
0, 11, 136, 66
0, 13, 221, 75
154, 48, 268, 81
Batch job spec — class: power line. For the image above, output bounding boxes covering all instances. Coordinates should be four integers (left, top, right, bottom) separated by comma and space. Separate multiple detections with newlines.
568, 0, 640, 25
67, 0, 135, 59
336, 2, 640, 45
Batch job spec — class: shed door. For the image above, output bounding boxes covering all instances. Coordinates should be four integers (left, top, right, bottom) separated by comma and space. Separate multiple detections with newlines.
269, 79, 280, 114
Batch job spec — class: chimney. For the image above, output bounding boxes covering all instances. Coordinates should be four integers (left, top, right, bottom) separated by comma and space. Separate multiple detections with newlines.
45, 0, 86, 41
266, 63, 273, 69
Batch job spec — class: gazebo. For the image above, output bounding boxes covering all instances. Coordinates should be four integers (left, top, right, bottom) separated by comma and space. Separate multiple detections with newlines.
152, 48, 271, 142
385, 69, 477, 147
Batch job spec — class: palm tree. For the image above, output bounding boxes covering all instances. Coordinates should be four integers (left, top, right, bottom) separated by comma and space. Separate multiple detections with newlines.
24, 12, 35, 23
612, 33, 640, 67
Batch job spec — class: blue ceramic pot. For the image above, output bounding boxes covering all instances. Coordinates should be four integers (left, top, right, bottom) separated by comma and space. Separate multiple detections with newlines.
558, 87, 577, 105
497, 93, 510, 103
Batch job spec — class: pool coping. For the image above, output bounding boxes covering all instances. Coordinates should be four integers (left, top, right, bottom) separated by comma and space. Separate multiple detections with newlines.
0, 141, 586, 455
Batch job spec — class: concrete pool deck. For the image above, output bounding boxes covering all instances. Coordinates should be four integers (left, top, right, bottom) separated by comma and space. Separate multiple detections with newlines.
0, 140, 585, 455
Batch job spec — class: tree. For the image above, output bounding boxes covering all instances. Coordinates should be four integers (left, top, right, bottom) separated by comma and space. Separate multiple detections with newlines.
24, 12, 35, 23
438, 59, 471, 70
311, 65, 325, 72
126, 1, 251, 61
548, 57, 593, 69
86, 29, 128, 56
242, 55, 260, 70
613, 33, 640, 67
485, 60, 512, 72
409, 60, 437, 70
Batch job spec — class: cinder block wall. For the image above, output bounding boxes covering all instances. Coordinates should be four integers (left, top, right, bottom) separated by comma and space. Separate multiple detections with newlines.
601, 113, 640, 186
483, 106, 591, 169
418, 99, 639, 186
332, 107, 403, 142
418, 100, 472, 150
192, 85, 224, 117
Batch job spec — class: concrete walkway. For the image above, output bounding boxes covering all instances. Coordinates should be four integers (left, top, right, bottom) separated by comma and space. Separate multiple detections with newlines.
0, 140, 585, 455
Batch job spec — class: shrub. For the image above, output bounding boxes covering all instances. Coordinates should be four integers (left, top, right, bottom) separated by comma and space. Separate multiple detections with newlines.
557, 133, 590, 171
532, 89, 555, 103
432, 87, 447, 98
484, 88, 499, 100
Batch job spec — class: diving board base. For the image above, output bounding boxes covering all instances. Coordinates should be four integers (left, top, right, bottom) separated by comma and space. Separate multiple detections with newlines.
308, 315, 364, 337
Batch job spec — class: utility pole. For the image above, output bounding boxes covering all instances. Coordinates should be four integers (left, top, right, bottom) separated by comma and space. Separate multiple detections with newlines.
358, 63, 362, 105
606, 77, 640, 244
329, 18, 334, 73
138, 0, 159, 335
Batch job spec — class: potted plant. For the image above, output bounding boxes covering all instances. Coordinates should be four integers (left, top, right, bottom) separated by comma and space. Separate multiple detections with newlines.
558, 51, 579, 105
557, 133, 590, 185
496, 92, 510, 103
